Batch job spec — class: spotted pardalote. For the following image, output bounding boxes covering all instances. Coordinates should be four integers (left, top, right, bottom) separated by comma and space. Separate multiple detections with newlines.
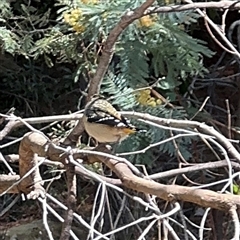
83, 95, 144, 143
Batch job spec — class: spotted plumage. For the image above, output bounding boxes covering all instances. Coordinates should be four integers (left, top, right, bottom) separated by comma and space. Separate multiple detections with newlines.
83, 95, 143, 143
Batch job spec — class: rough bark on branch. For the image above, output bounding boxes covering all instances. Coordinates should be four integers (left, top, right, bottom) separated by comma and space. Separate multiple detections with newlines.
9, 131, 240, 211
0, 174, 20, 194
97, 148, 240, 211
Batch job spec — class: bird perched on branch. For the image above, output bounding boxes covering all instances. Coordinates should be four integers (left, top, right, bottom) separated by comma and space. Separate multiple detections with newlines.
83, 95, 145, 143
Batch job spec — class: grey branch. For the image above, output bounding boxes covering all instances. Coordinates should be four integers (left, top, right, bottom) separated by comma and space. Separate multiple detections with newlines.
147, 1, 240, 14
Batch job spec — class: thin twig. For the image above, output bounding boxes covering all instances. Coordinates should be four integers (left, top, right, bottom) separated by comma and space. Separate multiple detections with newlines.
199, 208, 211, 240
0, 194, 20, 217
87, 183, 106, 239
38, 197, 79, 240
203, 11, 235, 54
41, 197, 54, 240
229, 205, 240, 240
226, 99, 232, 139
147, 1, 240, 14
190, 96, 210, 120
183, 0, 240, 58
222, 9, 229, 34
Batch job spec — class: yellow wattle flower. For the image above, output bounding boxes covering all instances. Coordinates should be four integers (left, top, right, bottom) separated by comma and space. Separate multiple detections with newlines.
156, 99, 162, 105
136, 89, 162, 107
63, 13, 71, 24
71, 8, 82, 17
63, 8, 85, 33
73, 24, 85, 33
138, 15, 154, 28
148, 101, 157, 107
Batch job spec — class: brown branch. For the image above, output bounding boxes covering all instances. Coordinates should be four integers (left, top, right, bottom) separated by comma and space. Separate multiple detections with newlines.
97, 150, 240, 211
0, 174, 20, 193
2, 131, 240, 212
146, 1, 240, 14
87, 0, 156, 99
121, 111, 240, 162
18, 132, 49, 196
16, 132, 122, 196
3, 154, 240, 187
63, 0, 156, 146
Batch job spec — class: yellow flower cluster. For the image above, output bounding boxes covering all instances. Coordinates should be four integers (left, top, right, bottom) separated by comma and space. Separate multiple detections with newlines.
138, 15, 155, 28
63, 8, 85, 33
137, 89, 162, 107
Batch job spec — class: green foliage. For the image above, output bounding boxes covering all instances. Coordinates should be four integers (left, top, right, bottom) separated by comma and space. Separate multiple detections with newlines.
116, 104, 196, 165
101, 71, 136, 109
0, 27, 20, 54
55, 0, 213, 96
0, 0, 11, 18
233, 184, 240, 195
64, 0, 210, 164
0, 0, 214, 162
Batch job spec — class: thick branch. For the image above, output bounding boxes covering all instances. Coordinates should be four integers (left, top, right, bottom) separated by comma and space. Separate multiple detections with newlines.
0, 174, 20, 194
97, 152, 240, 211
2, 131, 240, 212
16, 132, 122, 195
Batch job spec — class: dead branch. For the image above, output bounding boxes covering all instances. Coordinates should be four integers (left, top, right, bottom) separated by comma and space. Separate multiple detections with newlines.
0, 109, 18, 140
0, 119, 18, 141
3, 154, 240, 186
149, 160, 240, 180
0, 174, 20, 193
59, 156, 77, 240
97, 149, 240, 211
146, 1, 240, 14
121, 111, 240, 162
3, 131, 239, 211
2, 154, 122, 186
183, 0, 240, 59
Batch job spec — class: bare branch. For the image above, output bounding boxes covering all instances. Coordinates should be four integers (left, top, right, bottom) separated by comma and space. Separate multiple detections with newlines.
0, 174, 20, 193
147, 1, 240, 14
87, 0, 156, 99
183, 0, 240, 58
121, 111, 240, 162
60, 155, 77, 240
97, 151, 240, 211
148, 160, 240, 180
229, 205, 240, 239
